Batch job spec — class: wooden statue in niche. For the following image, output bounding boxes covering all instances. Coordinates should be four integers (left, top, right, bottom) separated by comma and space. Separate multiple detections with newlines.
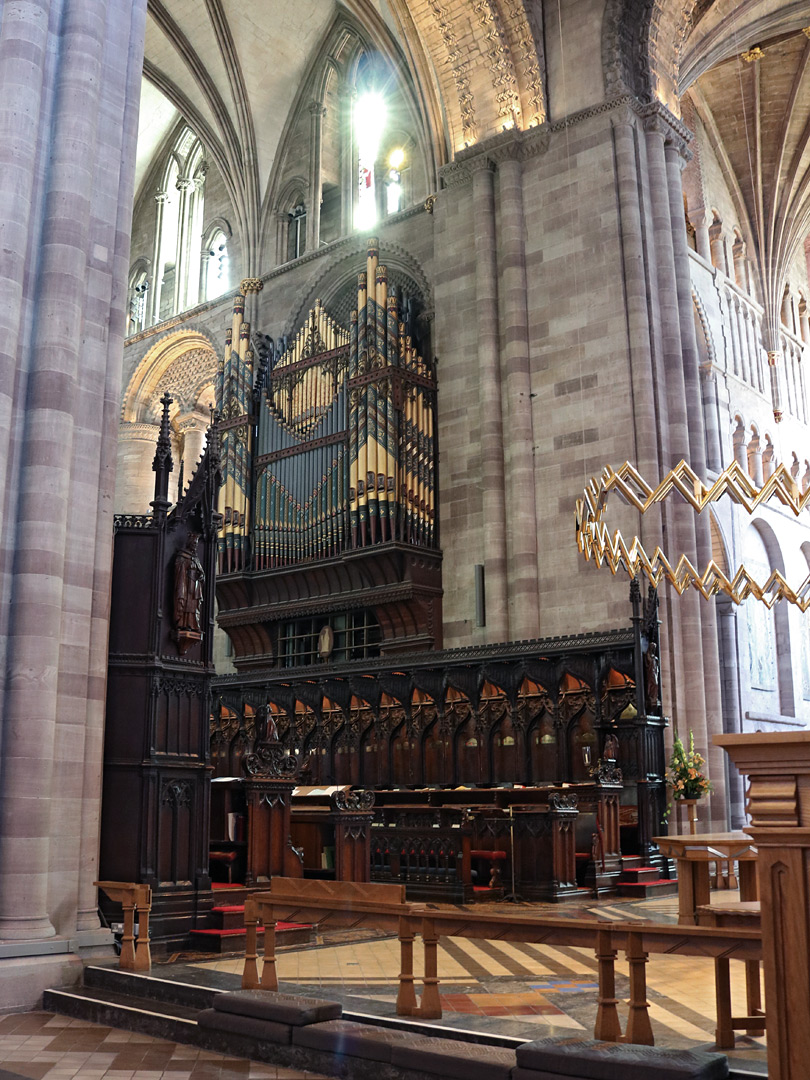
174, 532, 205, 653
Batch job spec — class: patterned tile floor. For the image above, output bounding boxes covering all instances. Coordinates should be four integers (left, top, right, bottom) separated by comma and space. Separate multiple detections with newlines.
0, 1012, 335, 1080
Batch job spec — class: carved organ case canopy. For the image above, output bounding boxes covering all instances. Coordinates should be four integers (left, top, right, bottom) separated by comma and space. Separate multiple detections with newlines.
215, 240, 442, 663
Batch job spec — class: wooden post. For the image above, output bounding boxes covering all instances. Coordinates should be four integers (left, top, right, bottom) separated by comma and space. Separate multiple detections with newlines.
594, 929, 622, 1042
418, 917, 442, 1019
678, 860, 712, 925
623, 932, 654, 1045
397, 916, 418, 1016
242, 897, 260, 989
745, 960, 765, 1037
259, 906, 278, 991
714, 732, 810, 1080
714, 957, 734, 1049
133, 888, 152, 972
119, 900, 137, 970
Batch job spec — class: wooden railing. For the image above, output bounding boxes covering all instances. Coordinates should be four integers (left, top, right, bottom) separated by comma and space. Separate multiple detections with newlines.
243, 877, 761, 1049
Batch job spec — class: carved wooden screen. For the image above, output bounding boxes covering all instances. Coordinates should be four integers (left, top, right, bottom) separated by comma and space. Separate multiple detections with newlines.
253, 239, 437, 568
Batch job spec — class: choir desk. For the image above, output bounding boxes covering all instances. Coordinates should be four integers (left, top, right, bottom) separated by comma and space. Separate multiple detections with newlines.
653, 832, 758, 925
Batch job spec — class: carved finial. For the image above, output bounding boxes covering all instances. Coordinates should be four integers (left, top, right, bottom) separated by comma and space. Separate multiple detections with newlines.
151, 392, 173, 519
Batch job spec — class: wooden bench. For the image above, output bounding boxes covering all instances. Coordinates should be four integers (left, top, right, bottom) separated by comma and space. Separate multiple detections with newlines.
697, 901, 764, 1048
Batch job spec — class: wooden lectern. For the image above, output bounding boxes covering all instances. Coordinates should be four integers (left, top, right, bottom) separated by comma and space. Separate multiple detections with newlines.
714, 731, 810, 1080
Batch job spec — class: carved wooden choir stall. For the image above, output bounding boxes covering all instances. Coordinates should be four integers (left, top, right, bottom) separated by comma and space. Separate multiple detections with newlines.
99, 397, 222, 942
211, 578, 667, 905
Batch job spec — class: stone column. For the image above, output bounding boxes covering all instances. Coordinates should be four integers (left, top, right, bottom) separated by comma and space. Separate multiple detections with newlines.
688, 207, 712, 263
179, 415, 208, 484
665, 134, 726, 825
115, 423, 162, 514
709, 219, 725, 273
307, 101, 325, 252
496, 152, 539, 639
198, 245, 210, 303
147, 190, 168, 325
0, 0, 148, 948
339, 83, 356, 236
700, 367, 724, 473
645, 114, 712, 821
715, 601, 745, 828
610, 111, 663, 550
275, 211, 288, 267
747, 432, 763, 485
173, 176, 193, 313
471, 158, 508, 642
732, 237, 748, 290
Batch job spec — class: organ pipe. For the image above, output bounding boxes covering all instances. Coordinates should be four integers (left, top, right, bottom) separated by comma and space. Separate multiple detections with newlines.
216, 239, 437, 574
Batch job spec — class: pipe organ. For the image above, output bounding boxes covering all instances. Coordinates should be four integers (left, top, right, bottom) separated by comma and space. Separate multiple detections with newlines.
215, 240, 442, 663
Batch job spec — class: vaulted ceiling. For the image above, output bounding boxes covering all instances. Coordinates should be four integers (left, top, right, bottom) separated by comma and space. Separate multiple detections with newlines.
687, 19, 810, 351
137, 0, 546, 273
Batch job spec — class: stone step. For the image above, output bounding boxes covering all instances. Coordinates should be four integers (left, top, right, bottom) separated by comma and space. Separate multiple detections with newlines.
83, 964, 219, 1011
43, 986, 200, 1043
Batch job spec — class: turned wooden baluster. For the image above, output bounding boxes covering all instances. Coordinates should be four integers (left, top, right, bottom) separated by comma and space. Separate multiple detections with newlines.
133, 887, 152, 972
119, 899, 137, 970
418, 917, 442, 1019
594, 928, 622, 1042
260, 905, 279, 991
623, 932, 654, 1045
397, 916, 418, 1015
242, 897, 260, 989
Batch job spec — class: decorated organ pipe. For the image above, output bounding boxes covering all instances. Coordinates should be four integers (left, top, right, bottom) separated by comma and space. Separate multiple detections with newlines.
216, 280, 262, 574
216, 239, 437, 575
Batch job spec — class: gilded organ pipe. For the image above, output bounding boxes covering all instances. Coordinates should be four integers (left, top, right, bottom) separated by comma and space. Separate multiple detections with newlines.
216, 239, 438, 575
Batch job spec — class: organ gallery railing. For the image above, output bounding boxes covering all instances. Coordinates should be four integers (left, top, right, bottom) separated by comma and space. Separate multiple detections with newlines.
215, 239, 437, 575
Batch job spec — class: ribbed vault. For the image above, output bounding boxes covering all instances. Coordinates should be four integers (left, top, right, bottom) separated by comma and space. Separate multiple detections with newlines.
140, 0, 545, 274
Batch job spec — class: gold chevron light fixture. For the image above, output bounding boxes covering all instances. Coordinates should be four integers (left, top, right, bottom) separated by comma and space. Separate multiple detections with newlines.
575, 459, 810, 610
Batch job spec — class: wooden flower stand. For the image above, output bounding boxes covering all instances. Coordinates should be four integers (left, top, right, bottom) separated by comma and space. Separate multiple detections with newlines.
676, 797, 700, 835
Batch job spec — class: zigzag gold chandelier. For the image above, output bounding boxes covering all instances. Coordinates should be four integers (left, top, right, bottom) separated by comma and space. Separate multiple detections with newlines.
575, 459, 810, 610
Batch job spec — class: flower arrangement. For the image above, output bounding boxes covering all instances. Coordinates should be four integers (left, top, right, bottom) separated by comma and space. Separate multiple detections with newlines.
667, 730, 712, 800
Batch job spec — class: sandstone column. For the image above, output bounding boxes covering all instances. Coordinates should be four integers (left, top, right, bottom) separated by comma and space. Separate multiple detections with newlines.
0, 0, 148, 951
472, 158, 508, 642
497, 152, 539, 639
645, 113, 712, 815
665, 133, 726, 825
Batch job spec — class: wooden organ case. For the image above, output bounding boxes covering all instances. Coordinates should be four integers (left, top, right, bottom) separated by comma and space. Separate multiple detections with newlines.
215, 239, 441, 665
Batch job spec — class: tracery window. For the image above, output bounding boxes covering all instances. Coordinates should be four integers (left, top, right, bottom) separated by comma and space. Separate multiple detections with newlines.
148, 128, 207, 325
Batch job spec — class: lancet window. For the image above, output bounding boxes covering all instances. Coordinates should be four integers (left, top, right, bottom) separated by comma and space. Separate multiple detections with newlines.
145, 127, 207, 325
269, 20, 430, 263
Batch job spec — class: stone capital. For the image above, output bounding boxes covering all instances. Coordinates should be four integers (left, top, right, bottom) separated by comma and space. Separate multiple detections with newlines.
309, 100, 327, 118
154, 189, 169, 204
